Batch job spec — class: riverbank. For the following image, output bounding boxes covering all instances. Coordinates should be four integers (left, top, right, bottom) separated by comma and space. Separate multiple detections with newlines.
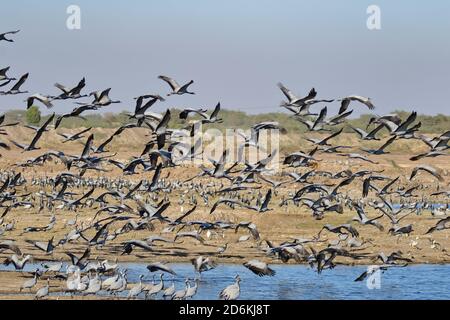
0, 130, 449, 299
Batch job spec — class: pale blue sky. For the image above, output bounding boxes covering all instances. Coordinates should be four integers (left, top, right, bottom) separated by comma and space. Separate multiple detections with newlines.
1, 1, 449, 116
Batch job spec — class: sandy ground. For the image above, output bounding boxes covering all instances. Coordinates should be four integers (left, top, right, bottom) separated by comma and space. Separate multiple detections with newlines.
0, 127, 449, 299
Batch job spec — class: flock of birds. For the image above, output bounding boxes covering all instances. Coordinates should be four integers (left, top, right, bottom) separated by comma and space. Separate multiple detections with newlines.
0, 30, 449, 300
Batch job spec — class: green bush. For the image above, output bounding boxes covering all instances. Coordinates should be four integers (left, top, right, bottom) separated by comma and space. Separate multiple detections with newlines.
26, 106, 41, 125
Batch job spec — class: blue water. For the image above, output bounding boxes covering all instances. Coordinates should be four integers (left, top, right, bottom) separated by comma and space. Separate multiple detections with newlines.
2, 263, 449, 299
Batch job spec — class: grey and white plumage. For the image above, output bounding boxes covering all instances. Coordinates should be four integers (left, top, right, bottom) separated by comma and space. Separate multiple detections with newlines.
425, 217, 450, 234
147, 262, 177, 275
339, 95, 375, 113
35, 279, 50, 300
219, 275, 241, 300
410, 165, 444, 182
0, 30, 20, 42
243, 260, 276, 277
158, 75, 195, 96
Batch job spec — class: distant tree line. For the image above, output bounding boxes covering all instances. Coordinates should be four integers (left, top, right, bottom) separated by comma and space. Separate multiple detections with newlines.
4, 108, 450, 133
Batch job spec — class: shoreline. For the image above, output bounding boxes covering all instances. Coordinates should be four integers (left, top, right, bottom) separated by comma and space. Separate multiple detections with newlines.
0, 138, 449, 299
1, 261, 449, 300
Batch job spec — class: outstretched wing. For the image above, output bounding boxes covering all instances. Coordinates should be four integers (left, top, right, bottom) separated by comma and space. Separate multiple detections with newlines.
29, 113, 55, 149
81, 134, 94, 159
158, 75, 180, 91
277, 82, 298, 102
10, 73, 28, 91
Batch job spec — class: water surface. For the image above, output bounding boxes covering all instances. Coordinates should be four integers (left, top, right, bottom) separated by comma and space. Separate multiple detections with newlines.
2, 262, 449, 299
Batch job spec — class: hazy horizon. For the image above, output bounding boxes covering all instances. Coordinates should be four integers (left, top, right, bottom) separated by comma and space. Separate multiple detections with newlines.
1, 1, 449, 116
